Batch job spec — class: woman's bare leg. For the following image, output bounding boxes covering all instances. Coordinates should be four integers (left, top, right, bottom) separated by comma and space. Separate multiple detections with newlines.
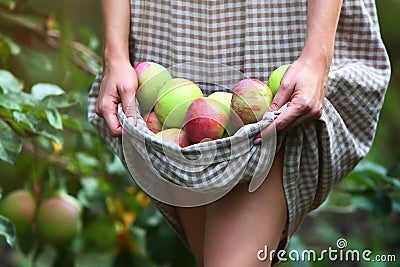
203, 149, 287, 267
176, 205, 206, 266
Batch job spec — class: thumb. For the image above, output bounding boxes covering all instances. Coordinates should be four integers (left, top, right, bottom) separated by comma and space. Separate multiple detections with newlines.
268, 79, 294, 112
120, 85, 137, 126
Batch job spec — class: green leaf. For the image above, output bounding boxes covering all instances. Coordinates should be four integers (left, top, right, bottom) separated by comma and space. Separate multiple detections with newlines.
388, 163, 400, 178
36, 95, 77, 109
12, 111, 39, 132
371, 190, 393, 221
0, 33, 20, 55
0, 94, 22, 111
0, 215, 16, 246
0, 0, 16, 9
36, 121, 63, 146
0, 119, 22, 164
45, 109, 63, 130
0, 69, 23, 93
31, 83, 66, 101
355, 161, 387, 180
0, 10, 44, 31
345, 171, 377, 190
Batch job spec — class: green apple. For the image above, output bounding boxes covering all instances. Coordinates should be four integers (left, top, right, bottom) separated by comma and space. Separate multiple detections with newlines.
135, 62, 173, 112
268, 64, 291, 96
208, 92, 233, 114
155, 78, 203, 128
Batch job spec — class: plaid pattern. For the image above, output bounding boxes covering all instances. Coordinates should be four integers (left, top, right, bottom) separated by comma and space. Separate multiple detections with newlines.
119, 103, 281, 193
88, 0, 391, 252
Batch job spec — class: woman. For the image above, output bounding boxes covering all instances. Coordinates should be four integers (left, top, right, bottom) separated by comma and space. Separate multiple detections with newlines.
89, 0, 390, 266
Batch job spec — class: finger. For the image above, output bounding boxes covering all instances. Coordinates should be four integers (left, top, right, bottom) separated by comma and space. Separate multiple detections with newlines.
281, 103, 324, 131
273, 102, 304, 131
119, 85, 137, 126
102, 99, 123, 137
254, 121, 276, 145
268, 77, 295, 112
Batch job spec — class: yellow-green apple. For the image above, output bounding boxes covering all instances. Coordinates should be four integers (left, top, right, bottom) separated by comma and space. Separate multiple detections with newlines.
142, 111, 162, 134
268, 64, 291, 96
230, 78, 272, 125
155, 78, 203, 128
208, 92, 233, 113
0, 189, 36, 236
156, 128, 192, 148
134, 62, 173, 112
184, 97, 230, 143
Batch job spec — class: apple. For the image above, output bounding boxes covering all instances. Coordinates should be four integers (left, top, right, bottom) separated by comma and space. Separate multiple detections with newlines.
134, 61, 173, 112
268, 64, 291, 96
36, 196, 82, 245
155, 78, 203, 128
184, 97, 230, 143
0, 189, 36, 236
230, 78, 272, 125
208, 91, 233, 113
156, 128, 192, 148
142, 111, 163, 134
83, 216, 121, 252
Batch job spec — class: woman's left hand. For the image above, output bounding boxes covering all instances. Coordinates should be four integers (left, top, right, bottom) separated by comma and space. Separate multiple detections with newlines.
254, 55, 329, 144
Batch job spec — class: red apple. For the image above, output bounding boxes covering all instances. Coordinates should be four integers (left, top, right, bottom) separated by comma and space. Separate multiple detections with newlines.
142, 111, 163, 134
156, 128, 192, 148
230, 78, 272, 125
184, 97, 230, 143
36, 196, 82, 245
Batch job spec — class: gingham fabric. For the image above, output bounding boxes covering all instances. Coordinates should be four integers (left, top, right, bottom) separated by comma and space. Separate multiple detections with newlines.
119, 102, 281, 193
88, 0, 391, 254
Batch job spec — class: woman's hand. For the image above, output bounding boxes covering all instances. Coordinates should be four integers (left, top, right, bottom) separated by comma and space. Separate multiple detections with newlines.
253, 55, 328, 145
254, 0, 342, 144
95, 59, 138, 137
268, 55, 327, 131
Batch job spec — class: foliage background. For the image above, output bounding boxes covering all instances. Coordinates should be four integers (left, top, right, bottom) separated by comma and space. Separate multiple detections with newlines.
0, 0, 399, 266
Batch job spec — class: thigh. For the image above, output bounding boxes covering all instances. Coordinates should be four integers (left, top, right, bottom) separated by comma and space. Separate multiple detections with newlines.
203, 148, 287, 267
176, 205, 206, 266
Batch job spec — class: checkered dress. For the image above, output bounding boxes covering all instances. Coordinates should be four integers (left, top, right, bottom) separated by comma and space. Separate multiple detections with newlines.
88, 0, 391, 254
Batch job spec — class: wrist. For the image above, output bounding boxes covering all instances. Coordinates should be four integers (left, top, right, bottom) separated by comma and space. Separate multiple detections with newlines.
300, 45, 333, 72
103, 48, 131, 70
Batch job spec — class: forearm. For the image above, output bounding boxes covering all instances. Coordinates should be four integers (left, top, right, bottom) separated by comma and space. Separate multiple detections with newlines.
101, 0, 131, 66
301, 0, 343, 69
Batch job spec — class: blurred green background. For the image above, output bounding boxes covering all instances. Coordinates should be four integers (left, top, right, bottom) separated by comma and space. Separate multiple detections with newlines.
0, 0, 399, 266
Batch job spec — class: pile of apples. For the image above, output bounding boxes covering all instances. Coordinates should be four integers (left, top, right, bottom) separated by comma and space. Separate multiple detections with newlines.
134, 62, 290, 148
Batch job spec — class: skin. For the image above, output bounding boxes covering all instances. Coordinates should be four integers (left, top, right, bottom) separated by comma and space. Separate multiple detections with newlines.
95, 0, 137, 137
96, 0, 343, 266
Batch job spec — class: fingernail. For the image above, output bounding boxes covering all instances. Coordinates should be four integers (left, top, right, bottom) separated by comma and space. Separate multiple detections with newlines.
254, 138, 262, 145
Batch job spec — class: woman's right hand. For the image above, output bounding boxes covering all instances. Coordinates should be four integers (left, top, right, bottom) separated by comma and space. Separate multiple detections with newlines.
95, 59, 138, 137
